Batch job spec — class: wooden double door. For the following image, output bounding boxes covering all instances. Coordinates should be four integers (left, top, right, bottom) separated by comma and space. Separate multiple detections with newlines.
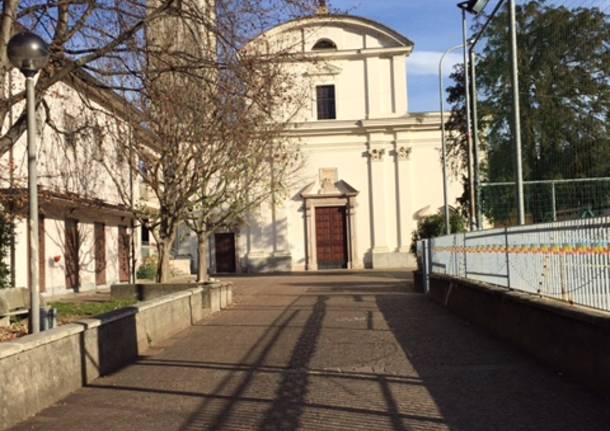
315, 206, 348, 269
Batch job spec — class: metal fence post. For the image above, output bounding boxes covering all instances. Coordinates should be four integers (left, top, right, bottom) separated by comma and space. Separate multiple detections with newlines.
422, 239, 431, 293
551, 181, 557, 222
504, 227, 511, 289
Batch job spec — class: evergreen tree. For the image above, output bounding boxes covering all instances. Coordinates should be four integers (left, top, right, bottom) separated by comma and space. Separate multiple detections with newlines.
447, 1, 610, 223
0, 209, 13, 289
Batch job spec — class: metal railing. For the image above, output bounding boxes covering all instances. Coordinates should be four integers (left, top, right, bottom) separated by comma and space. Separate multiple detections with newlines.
418, 216, 610, 312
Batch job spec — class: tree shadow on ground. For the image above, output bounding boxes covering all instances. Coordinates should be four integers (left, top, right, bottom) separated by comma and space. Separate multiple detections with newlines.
257, 296, 327, 431
178, 296, 303, 430
176, 295, 328, 431
374, 291, 610, 431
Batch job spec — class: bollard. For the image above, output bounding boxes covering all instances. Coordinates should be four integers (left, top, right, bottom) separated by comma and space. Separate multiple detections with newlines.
40, 307, 57, 331
422, 239, 431, 294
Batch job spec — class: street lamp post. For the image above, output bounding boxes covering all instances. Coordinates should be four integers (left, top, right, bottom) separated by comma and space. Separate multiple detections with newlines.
459, 8, 477, 232
458, 0, 491, 231
457, 0, 525, 226
7, 32, 50, 334
469, 48, 483, 228
508, 0, 526, 225
439, 44, 464, 235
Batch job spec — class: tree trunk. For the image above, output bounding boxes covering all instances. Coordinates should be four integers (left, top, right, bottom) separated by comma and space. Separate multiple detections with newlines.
156, 232, 175, 283
197, 232, 209, 283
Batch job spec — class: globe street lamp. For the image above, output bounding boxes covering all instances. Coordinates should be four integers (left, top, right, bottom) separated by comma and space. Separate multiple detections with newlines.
7, 32, 50, 334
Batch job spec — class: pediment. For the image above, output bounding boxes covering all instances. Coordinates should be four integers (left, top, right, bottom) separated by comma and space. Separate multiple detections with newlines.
300, 179, 359, 199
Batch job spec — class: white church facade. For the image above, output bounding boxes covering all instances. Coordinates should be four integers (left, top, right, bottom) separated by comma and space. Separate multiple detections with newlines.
201, 11, 462, 273
1, 6, 463, 292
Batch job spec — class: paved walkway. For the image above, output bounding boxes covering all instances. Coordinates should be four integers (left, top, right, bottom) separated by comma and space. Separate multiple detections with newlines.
13, 272, 610, 430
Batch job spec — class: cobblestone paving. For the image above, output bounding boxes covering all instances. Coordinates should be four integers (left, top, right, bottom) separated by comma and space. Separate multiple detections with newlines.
13, 272, 610, 430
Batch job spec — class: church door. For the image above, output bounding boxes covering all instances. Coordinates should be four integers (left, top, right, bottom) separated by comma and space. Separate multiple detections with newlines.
215, 233, 236, 273
315, 206, 348, 269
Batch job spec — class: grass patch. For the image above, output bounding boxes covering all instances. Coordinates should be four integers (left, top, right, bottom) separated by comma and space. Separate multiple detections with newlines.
50, 300, 137, 323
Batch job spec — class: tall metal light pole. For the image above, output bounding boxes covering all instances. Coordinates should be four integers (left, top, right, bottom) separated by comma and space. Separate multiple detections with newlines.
439, 44, 464, 235
457, 0, 491, 230
458, 0, 524, 226
7, 32, 50, 334
508, 0, 526, 225
459, 8, 477, 231
469, 49, 483, 228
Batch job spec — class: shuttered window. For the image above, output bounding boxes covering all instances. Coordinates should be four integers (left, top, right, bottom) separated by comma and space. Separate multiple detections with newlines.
316, 85, 336, 120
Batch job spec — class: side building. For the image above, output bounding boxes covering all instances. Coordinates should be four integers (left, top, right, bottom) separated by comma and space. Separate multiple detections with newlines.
0, 69, 144, 296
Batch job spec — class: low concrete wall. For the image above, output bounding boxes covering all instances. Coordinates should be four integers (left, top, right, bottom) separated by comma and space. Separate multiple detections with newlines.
0, 283, 233, 430
209, 284, 221, 312
111, 281, 231, 302
427, 274, 610, 393
111, 282, 198, 301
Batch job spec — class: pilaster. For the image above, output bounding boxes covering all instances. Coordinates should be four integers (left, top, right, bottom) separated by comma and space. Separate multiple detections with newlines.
367, 139, 390, 254
394, 139, 413, 253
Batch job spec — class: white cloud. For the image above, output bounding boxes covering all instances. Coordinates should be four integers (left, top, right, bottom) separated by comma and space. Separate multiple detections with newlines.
408, 51, 462, 76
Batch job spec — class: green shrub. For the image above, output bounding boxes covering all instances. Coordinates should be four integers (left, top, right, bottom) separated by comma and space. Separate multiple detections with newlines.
410, 211, 466, 256
136, 255, 157, 280
0, 210, 13, 289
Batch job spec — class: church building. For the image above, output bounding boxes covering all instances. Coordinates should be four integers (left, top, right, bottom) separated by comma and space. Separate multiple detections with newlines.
204, 5, 462, 273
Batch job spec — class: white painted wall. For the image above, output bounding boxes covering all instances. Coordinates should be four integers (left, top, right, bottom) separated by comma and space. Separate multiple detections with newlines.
233, 15, 464, 271
45, 219, 66, 294
1, 70, 141, 292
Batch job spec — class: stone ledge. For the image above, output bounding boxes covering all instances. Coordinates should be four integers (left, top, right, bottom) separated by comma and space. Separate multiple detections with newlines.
0, 282, 234, 430
431, 274, 610, 331
427, 273, 610, 394
0, 323, 84, 360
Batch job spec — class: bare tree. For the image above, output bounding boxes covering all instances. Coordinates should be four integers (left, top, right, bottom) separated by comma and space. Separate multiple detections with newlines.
186, 46, 308, 281
0, 0, 187, 156
101, 0, 315, 282
3, 0, 318, 283
1, 0, 318, 157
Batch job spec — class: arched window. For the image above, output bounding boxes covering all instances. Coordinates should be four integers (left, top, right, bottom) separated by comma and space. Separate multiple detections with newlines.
312, 38, 337, 50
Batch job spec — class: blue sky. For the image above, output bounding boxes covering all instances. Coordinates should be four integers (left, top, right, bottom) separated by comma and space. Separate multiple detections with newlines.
330, 0, 608, 113
331, 0, 467, 113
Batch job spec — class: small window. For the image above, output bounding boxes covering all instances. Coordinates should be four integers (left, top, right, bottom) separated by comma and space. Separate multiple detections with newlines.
141, 221, 150, 246
312, 39, 337, 50
91, 126, 103, 161
138, 158, 147, 175
316, 85, 336, 120
64, 113, 78, 148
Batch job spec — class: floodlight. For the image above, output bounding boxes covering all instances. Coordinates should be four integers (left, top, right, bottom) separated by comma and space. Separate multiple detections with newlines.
457, 0, 491, 15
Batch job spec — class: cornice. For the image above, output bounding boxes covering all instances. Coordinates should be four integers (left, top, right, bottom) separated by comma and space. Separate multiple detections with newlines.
297, 46, 413, 61
283, 113, 442, 137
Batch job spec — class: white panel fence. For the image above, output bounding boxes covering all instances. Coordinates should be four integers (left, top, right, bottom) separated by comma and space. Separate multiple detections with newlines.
418, 216, 610, 312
